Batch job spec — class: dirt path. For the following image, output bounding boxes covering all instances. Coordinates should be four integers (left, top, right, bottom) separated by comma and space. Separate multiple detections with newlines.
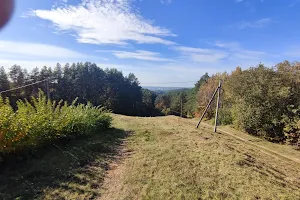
100, 134, 132, 200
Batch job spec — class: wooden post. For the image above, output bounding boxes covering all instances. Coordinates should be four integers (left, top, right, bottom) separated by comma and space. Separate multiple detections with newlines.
214, 81, 222, 132
46, 78, 50, 100
196, 85, 220, 128
180, 98, 183, 118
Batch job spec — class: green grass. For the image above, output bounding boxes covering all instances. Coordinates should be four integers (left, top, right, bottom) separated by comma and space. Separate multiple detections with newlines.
101, 115, 300, 200
1, 115, 300, 200
0, 128, 128, 200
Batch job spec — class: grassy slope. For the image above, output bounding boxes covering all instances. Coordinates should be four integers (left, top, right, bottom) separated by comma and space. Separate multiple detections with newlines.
1, 115, 300, 200
102, 115, 300, 200
0, 128, 128, 200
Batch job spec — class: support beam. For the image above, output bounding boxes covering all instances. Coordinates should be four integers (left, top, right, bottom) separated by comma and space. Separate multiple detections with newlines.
196, 85, 220, 128
214, 81, 222, 132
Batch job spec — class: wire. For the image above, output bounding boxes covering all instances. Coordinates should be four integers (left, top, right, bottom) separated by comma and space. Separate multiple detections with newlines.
0, 78, 198, 95
0, 79, 48, 94
141, 80, 198, 85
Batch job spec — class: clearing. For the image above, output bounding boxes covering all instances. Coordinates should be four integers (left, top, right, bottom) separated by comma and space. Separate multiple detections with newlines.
1, 115, 300, 199
101, 115, 300, 200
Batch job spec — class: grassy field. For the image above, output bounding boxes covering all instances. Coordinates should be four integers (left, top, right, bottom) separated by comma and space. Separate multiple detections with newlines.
102, 115, 300, 200
1, 115, 300, 199
0, 128, 128, 200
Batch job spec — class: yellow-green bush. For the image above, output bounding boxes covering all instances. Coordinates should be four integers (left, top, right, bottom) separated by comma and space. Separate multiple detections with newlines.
0, 92, 112, 155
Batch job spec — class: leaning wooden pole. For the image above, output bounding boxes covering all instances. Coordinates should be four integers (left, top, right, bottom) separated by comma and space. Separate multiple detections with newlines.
214, 81, 222, 132
180, 98, 183, 118
46, 78, 50, 100
196, 85, 220, 128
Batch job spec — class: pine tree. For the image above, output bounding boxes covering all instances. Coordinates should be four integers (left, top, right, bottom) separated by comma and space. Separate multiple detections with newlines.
0, 66, 10, 92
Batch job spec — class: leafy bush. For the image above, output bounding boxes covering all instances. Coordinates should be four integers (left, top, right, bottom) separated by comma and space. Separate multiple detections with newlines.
0, 92, 112, 155
195, 62, 300, 144
218, 107, 233, 125
221, 63, 300, 143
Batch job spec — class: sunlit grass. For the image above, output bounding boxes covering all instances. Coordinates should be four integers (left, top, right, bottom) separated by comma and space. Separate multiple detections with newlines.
102, 115, 300, 200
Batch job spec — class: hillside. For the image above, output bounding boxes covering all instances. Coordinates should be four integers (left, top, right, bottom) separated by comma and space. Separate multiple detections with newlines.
102, 115, 300, 199
1, 115, 300, 199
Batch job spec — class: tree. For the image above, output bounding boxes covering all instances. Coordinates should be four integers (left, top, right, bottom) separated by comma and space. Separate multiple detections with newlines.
224, 64, 299, 141
185, 73, 210, 117
140, 89, 159, 116
9, 65, 25, 87
0, 66, 10, 93
197, 73, 227, 119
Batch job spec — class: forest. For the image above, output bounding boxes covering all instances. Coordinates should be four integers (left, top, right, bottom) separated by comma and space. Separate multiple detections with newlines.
155, 60, 300, 145
0, 62, 160, 156
0, 62, 160, 117
1, 60, 300, 151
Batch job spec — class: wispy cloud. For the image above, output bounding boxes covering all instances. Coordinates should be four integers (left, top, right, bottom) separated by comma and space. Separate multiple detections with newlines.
238, 18, 272, 29
161, 0, 173, 5
29, 0, 175, 45
112, 50, 171, 62
173, 41, 266, 64
174, 46, 228, 63
213, 41, 240, 50
0, 40, 89, 60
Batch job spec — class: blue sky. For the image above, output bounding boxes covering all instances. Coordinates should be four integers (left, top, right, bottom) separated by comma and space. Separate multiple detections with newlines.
0, 0, 299, 87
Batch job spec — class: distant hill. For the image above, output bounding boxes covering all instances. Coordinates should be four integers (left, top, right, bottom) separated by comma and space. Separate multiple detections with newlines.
143, 86, 190, 93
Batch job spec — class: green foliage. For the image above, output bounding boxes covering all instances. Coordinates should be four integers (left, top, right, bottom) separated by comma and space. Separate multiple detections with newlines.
0, 91, 112, 155
197, 62, 300, 144
197, 73, 227, 119
154, 73, 210, 118
0, 67, 10, 93
224, 64, 298, 142
0, 62, 157, 117
218, 107, 233, 125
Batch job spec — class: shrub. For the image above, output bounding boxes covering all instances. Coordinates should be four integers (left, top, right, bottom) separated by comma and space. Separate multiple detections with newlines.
0, 92, 112, 155
218, 107, 233, 125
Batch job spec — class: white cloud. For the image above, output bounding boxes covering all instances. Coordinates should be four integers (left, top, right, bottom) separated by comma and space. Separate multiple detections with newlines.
0, 40, 89, 60
213, 41, 240, 50
232, 50, 265, 60
30, 0, 175, 45
112, 50, 171, 62
238, 18, 272, 29
174, 46, 228, 63
174, 46, 212, 54
0, 60, 59, 71
173, 41, 267, 65
161, 0, 173, 4
0, 40, 100, 72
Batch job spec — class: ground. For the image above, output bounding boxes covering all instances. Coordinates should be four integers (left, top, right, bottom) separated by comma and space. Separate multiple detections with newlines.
1, 115, 300, 199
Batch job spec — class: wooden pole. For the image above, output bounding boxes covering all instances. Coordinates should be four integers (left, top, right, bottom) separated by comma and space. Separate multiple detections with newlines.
46, 78, 50, 100
180, 98, 183, 118
196, 85, 220, 128
214, 81, 222, 132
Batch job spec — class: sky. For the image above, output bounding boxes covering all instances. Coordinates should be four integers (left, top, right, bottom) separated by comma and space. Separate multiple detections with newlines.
0, 0, 300, 87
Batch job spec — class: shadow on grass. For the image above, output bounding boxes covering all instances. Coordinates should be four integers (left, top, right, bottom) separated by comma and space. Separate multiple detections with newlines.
0, 128, 129, 200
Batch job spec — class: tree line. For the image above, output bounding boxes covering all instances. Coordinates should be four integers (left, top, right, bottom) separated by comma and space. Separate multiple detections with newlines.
155, 61, 300, 144
154, 73, 210, 117
2, 60, 300, 144
0, 62, 160, 116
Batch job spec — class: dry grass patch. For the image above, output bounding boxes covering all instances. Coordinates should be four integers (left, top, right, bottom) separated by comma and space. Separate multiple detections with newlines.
101, 115, 300, 200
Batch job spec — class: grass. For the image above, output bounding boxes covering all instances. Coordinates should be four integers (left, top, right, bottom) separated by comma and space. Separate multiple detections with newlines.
0, 128, 128, 200
1, 115, 300, 199
101, 115, 300, 200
